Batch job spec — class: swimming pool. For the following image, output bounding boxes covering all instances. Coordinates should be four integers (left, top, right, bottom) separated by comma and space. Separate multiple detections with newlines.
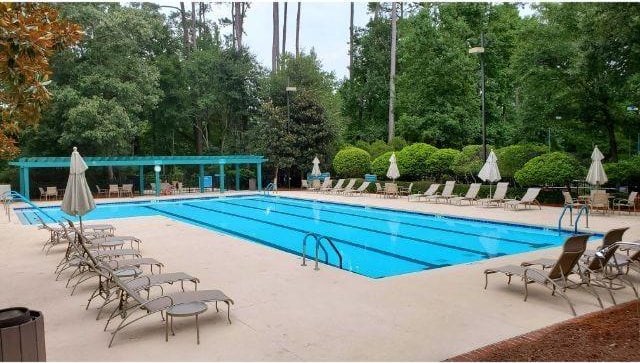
16, 195, 597, 278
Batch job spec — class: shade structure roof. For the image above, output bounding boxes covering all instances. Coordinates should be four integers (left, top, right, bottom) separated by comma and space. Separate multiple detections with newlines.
10, 155, 267, 168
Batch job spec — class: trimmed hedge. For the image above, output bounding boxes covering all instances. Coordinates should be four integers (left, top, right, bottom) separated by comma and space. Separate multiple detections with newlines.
369, 140, 393, 159
515, 152, 585, 187
332, 147, 371, 178
452, 144, 492, 178
425, 148, 461, 180
396, 143, 438, 180
604, 156, 640, 186
495, 144, 548, 178
371, 151, 394, 178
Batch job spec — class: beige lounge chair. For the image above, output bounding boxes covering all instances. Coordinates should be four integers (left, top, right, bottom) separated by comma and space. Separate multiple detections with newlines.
345, 181, 370, 196
334, 179, 356, 194
398, 183, 413, 197
318, 178, 334, 193
308, 179, 322, 191
613, 191, 637, 215
477, 182, 509, 207
503, 187, 541, 210
408, 183, 440, 202
324, 178, 344, 193
451, 183, 481, 206
375, 182, 385, 198
301, 180, 309, 190
484, 234, 601, 316
432, 181, 456, 203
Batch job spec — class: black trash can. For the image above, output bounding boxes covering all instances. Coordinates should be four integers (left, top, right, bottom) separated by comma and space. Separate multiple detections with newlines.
0, 307, 46, 361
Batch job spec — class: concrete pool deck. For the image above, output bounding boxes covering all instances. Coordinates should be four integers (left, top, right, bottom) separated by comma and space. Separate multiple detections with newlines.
1, 190, 639, 361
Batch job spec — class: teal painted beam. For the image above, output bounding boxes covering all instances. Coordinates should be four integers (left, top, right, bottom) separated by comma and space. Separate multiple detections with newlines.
23, 167, 30, 199
9, 155, 268, 168
199, 164, 205, 193
257, 163, 262, 191
19, 167, 25, 196
235, 164, 240, 190
219, 164, 225, 193
139, 165, 144, 196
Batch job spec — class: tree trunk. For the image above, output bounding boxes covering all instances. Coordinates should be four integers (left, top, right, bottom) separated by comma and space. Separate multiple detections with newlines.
191, 2, 197, 50
233, 2, 245, 51
374, 3, 381, 21
282, 2, 288, 55
180, 2, 190, 53
605, 115, 619, 162
349, 2, 354, 79
295, 2, 301, 57
194, 122, 203, 155
388, 2, 397, 143
272, 2, 279, 72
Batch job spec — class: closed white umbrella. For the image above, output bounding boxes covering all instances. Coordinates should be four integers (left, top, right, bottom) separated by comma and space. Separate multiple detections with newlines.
386, 152, 400, 181
311, 156, 321, 177
586, 145, 607, 187
478, 149, 501, 197
61, 147, 96, 231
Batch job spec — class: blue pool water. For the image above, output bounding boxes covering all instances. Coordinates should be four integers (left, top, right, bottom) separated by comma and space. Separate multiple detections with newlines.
16, 195, 598, 278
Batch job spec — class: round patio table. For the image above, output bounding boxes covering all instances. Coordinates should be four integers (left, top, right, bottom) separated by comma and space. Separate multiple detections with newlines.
166, 302, 208, 344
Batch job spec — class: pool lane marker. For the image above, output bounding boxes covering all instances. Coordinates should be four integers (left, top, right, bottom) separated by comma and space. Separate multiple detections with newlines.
239, 197, 553, 249
212, 199, 505, 258
162, 203, 450, 270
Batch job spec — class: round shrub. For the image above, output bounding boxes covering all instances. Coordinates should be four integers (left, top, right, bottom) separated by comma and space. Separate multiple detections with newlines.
396, 143, 438, 180
369, 139, 392, 159
451, 144, 492, 178
495, 144, 548, 178
354, 140, 370, 155
389, 136, 407, 151
425, 148, 461, 179
605, 156, 640, 185
371, 151, 394, 178
514, 152, 585, 187
332, 147, 371, 178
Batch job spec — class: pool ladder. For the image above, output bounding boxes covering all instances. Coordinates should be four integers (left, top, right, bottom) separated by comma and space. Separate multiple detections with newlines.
558, 204, 589, 233
2, 190, 58, 223
301, 232, 343, 271
263, 183, 276, 196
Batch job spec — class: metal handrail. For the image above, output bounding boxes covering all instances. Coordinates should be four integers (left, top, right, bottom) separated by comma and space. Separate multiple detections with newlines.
301, 232, 343, 271
574, 205, 589, 233
263, 183, 276, 196
557, 204, 574, 231
317, 236, 343, 270
2, 191, 58, 223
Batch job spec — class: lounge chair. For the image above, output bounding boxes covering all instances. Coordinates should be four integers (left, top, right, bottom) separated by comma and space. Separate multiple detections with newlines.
503, 187, 542, 210
451, 183, 481, 206
521, 227, 638, 305
308, 179, 321, 191
324, 179, 344, 193
334, 179, 356, 194
398, 183, 413, 197
317, 178, 333, 193
345, 181, 370, 196
613, 191, 637, 215
408, 183, 440, 202
375, 182, 385, 198
477, 182, 509, 207
432, 181, 456, 203
484, 234, 602, 316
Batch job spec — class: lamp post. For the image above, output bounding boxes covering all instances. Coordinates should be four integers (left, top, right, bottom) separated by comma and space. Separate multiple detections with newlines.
154, 164, 161, 197
469, 34, 486, 161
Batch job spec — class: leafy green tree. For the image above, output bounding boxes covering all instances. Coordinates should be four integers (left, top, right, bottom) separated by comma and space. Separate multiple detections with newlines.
333, 147, 371, 177
425, 148, 462, 180
514, 152, 585, 186
452, 144, 493, 181
495, 144, 548, 178
396, 143, 438, 180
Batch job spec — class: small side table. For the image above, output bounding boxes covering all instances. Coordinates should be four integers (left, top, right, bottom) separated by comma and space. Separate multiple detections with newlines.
166, 302, 208, 344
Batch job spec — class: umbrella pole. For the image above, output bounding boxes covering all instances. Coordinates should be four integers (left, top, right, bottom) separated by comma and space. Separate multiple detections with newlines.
489, 183, 493, 199
79, 215, 84, 234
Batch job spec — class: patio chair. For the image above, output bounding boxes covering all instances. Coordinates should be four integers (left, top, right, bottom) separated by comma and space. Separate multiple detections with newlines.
316, 178, 332, 193
503, 188, 542, 210
484, 234, 602, 316
334, 179, 356, 194
431, 181, 456, 203
46, 186, 58, 200
96, 185, 108, 198
375, 182, 385, 198
589, 190, 610, 215
451, 183, 481, 206
398, 183, 413, 197
521, 227, 638, 305
108, 184, 120, 198
383, 183, 399, 198
613, 191, 637, 215
120, 184, 133, 198
345, 181, 370, 196
563, 191, 586, 209
38, 187, 48, 200
301, 179, 309, 190
408, 183, 440, 202
324, 179, 344, 193
477, 182, 509, 207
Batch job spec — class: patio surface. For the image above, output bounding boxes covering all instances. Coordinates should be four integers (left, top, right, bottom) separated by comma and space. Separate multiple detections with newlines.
1, 190, 639, 361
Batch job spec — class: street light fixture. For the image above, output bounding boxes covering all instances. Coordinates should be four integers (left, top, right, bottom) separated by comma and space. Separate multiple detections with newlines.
469, 35, 487, 161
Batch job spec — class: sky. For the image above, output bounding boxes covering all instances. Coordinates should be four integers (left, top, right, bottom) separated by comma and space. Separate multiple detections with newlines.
156, 1, 535, 80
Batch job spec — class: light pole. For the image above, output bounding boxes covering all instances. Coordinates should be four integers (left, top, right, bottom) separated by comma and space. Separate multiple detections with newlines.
469, 34, 486, 161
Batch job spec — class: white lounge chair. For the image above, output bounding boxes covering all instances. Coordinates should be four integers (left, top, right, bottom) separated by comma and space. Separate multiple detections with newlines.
477, 182, 509, 207
323, 178, 344, 193
451, 183, 481, 206
345, 181, 370, 196
504, 188, 542, 210
432, 181, 456, 203
408, 183, 440, 202
334, 179, 356, 194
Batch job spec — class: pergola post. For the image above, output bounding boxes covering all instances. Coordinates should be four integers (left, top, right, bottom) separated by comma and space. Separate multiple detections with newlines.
199, 164, 205, 193
235, 164, 240, 190
19, 167, 25, 197
219, 163, 225, 193
139, 165, 144, 196
257, 162, 262, 191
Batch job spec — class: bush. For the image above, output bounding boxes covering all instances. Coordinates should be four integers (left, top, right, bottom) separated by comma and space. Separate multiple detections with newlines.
452, 144, 492, 179
354, 140, 370, 154
396, 143, 438, 180
604, 156, 640, 185
514, 152, 585, 187
495, 144, 548, 178
332, 147, 371, 178
371, 151, 394, 178
369, 139, 392, 159
389, 136, 407, 151
425, 148, 461, 180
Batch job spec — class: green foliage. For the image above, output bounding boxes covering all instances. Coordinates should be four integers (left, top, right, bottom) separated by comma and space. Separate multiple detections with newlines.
332, 147, 371, 178
389, 136, 407, 151
495, 144, 548, 178
514, 152, 585, 186
604, 156, 640, 185
369, 140, 393, 158
371, 151, 394, 178
452, 145, 491, 178
354, 140, 371, 154
396, 143, 438, 180
425, 148, 462, 180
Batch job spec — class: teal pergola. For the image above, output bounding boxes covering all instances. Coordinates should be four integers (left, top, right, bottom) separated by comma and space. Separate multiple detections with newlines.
10, 155, 267, 199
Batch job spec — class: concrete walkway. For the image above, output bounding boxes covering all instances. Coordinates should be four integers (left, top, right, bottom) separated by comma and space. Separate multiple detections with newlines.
1, 191, 638, 361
